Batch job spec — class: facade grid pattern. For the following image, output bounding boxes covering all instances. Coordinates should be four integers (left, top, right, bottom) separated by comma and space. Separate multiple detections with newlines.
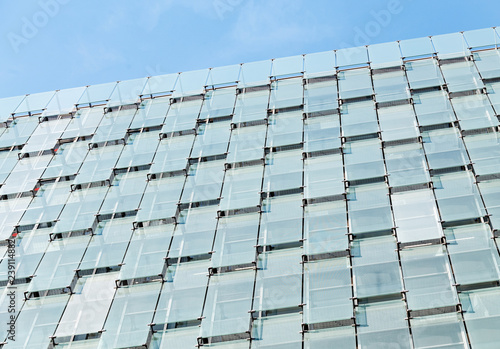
0, 27, 500, 348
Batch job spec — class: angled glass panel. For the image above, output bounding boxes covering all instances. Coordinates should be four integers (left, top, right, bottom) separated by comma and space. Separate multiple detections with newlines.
119, 224, 174, 280
465, 131, 500, 176
77, 82, 116, 106
474, 49, 500, 79
154, 260, 209, 325
130, 96, 170, 129
347, 183, 393, 235
239, 60, 272, 87
271, 55, 304, 77
304, 50, 336, 78
304, 201, 348, 256
445, 223, 500, 285
210, 213, 259, 269
168, 205, 219, 259
226, 124, 266, 163
440, 60, 484, 93
98, 283, 161, 348
385, 143, 429, 187
254, 248, 302, 311
378, 104, 418, 141
151, 326, 199, 349
55, 272, 117, 338
98, 171, 148, 215
460, 287, 500, 348
72, 144, 122, 186
79, 216, 135, 271
263, 150, 302, 193
259, 194, 302, 247
219, 165, 263, 211
405, 58, 445, 89
478, 179, 500, 230
451, 94, 498, 130
336, 46, 368, 68
422, 128, 468, 170
15, 90, 55, 114
136, 176, 184, 223
368, 41, 402, 68
373, 69, 409, 102
91, 107, 136, 144
304, 79, 338, 113
206, 64, 241, 87
411, 313, 468, 349
0, 154, 52, 196
399, 36, 435, 59
43, 86, 86, 116
433, 172, 486, 222
107, 77, 147, 107
463, 27, 500, 50
337, 68, 373, 99
115, 131, 159, 168
413, 90, 455, 126
304, 113, 341, 153
149, 134, 194, 176
233, 89, 269, 124
344, 139, 385, 181
181, 160, 225, 203
0, 115, 39, 148
160, 98, 202, 135
356, 300, 411, 349
199, 88, 236, 119
341, 100, 378, 137
351, 235, 402, 298
22, 117, 71, 154
0, 149, 19, 184
0, 95, 25, 123
304, 257, 352, 324
431, 32, 469, 59
400, 245, 458, 310
62, 107, 104, 139
304, 154, 344, 199
392, 189, 442, 243
191, 120, 231, 158
142, 73, 178, 96
251, 313, 302, 349
269, 77, 303, 109
200, 270, 254, 338
266, 110, 302, 147
174, 69, 210, 97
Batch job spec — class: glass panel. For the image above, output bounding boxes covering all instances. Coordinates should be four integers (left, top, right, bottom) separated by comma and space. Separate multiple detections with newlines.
440, 60, 484, 93
373, 69, 409, 102
254, 248, 302, 311
347, 183, 393, 235
338, 68, 373, 99
304, 80, 339, 113
263, 150, 302, 192
130, 96, 170, 129
304, 258, 352, 323
99, 171, 148, 215
351, 235, 402, 298
463, 27, 500, 49
43, 86, 86, 116
160, 98, 202, 135
406, 58, 444, 89
431, 32, 469, 59
251, 313, 302, 349
266, 110, 302, 147
478, 179, 500, 230
233, 89, 269, 124
422, 128, 468, 170
474, 49, 500, 79
142, 73, 178, 96
392, 189, 442, 243
181, 160, 225, 203
399, 36, 435, 59
115, 131, 159, 169
91, 107, 136, 144
62, 107, 104, 139
368, 41, 402, 68
445, 223, 500, 285
0, 95, 25, 122
259, 195, 302, 246
356, 300, 411, 349
336, 46, 368, 68
174, 69, 210, 97
385, 143, 430, 187
304, 50, 335, 78
200, 270, 254, 338
400, 245, 458, 310
77, 82, 117, 106
107, 77, 148, 107
239, 60, 272, 87
411, 313, 468, 348
304, 154, 344, 199
226, 124, 266, 163
413, 90, 455, 126
269, 78, 303, 109
199, 88, 236, 119
219, 165, 263, 211
99, 283, 161, 348
136, 176, 184, 223
378, 104, 418, 141
15, 90, 55, 114
303, 113, 341, 153
344, 139, 385, 181
191, 120, 231, 158
433, 172, 486, 222
304, 201, 348, 256
304, 327, 356, 349
207, 64, 241, 87
340, 100, 378, 137
272, 55, 304, 77
460, 287, 500, 348
451, 94, 498, 130
149, 134, 194, 176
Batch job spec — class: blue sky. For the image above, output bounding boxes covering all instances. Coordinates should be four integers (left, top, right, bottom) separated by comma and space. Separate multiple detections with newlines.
0, 0, 499, 98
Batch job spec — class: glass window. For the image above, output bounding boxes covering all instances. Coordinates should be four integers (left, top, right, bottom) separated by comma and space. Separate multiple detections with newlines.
378, 104, 418, 141
304, 154, 344, 199
413, 90, 455, 126
344, 139, 385, 182
422, 128, 468, 170
304, 113, 341, 153
338, 68, 373, 99
266, 110, 303, 148
406, 58, 444, 89
411, 313, 468, 348
385, 143, 430, 187
263, 150, 302, 193
304, 79, 339, 114
269, 77, 303, 109
451, 94, 498, 130
340, 100, 378, 137
259, 195, 302, 247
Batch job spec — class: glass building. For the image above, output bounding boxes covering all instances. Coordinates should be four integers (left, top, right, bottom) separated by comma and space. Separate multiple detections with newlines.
1, 27, 500, 348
